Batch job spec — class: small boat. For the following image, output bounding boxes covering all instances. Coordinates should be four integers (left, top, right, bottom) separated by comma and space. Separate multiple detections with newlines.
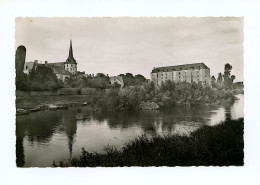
57, 105, 68, 110
48, 104, 57, 110
16, 109, 29, 115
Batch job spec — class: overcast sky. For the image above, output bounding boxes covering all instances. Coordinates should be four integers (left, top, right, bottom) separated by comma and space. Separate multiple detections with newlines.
15, 17, 244, 81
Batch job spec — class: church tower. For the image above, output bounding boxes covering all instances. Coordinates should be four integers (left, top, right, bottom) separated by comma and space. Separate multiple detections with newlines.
65, 39, 77, 74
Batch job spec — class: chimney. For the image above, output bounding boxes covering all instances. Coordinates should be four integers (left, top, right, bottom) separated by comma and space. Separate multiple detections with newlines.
34, 60, 38, 64
45, 61, 48, 64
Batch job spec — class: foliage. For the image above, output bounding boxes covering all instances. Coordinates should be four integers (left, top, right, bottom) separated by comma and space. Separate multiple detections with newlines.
223, 63, 235, 89
119, 73, 146, 86
65, 73, 111, 89
17, 65, 63, 91
217, 72, 223, 82
214, 63, 237, 90
211, 76, 216, 88
87, 81, 236, 111
53, 118, 244, 167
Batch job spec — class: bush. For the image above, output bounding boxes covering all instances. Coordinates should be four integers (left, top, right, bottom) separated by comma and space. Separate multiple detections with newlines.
85, 81, 236, 111
17, 65, 63, 91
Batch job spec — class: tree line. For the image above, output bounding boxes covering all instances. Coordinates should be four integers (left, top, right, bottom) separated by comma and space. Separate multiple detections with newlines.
211, 63, 238, 90
16, 64, 148, 91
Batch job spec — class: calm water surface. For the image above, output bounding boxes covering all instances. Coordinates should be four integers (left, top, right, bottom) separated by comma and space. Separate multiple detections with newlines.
16, 94, 244, 167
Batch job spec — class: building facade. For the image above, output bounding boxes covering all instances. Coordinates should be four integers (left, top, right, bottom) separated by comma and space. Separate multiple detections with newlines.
23, 39, 78, 81
151, 63, 211, 86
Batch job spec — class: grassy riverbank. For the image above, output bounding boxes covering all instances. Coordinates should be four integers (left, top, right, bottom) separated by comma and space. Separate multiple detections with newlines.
16, 95, 91, 110
16, 81, 237, 114
53, 118, 244, 167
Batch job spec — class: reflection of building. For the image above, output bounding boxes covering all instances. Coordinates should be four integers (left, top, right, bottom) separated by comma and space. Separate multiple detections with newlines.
23, 39, 78, 82
109, 76, 124, 87
151, 63, 211, 86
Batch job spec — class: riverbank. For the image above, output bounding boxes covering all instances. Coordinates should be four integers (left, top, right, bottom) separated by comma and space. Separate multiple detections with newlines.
53, 118, 244, 167
16, 95, 91, 114
16, 82, 238, 114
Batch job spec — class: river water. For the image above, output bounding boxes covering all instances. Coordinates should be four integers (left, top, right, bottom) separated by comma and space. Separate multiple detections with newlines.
16, 94, 244, 167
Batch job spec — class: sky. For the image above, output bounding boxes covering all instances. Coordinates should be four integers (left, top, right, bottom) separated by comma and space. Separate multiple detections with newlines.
15, 17, 244, 81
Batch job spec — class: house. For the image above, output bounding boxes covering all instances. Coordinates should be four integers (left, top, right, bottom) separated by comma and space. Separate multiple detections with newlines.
50, 65, 71, 82
151, 62, 211, 86
109, 75, 124, 87
23, 61, 37, 74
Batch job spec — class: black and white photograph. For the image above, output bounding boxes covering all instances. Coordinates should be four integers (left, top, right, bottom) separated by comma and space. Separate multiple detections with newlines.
15, 17, 244, 167
1, 1, 260, 185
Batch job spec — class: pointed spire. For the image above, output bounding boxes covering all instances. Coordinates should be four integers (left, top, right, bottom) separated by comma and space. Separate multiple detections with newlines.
69, 38, 73, 58
66, 36, 77, 64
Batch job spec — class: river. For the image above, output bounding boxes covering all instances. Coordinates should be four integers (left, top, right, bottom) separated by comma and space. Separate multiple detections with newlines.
16, 94, 244, 167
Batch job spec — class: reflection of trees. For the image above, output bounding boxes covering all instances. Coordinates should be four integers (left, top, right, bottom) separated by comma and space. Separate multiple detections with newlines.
16, 109, 78, 166
223, 104, 232, 121
91, 104, 215, 135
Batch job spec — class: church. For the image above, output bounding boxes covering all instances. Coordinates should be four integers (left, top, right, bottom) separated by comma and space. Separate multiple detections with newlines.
24, 39, 79, 81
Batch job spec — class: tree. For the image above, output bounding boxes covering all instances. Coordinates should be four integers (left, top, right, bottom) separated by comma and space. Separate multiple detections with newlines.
217, 73, 223, 82
224, 63, 232, 81
223, 63, 235, 89
211, 76, 216, 88
231, 75, 236, 83
27, 65, 62, 91
134, 74, 146, 85
211, 76, 216, 83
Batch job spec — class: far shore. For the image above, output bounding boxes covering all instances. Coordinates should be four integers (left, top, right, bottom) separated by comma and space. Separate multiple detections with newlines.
16, 94, 92, 115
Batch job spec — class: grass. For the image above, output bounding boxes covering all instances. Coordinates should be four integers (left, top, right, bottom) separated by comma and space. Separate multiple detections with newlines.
53, 118, 244, 167
16, 95, 91, 110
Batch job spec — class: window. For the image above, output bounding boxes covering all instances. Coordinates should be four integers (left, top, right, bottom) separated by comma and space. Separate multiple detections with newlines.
26, 66, 28, 69
198, 66, 200, 70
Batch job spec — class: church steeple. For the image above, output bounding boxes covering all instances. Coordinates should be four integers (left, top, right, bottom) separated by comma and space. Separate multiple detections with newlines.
66, 38, 77, 64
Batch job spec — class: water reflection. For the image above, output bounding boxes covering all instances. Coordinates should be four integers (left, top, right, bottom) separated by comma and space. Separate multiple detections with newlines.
16, 94, 244, 167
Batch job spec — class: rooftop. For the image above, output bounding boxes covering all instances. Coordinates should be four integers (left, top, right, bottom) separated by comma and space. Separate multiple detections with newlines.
51, 65, 71, 75
151, 62, 209, 73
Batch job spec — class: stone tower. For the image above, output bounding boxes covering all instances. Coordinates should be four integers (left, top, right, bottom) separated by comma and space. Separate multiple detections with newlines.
15, 45, 26, 77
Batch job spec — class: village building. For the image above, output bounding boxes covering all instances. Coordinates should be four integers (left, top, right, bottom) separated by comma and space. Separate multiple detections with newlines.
109, 75, 124, 88
23, 39, 78, 82
151, 63, 211, 86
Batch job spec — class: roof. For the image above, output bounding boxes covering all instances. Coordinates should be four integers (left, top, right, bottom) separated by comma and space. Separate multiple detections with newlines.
47, 62, 65, 66
151, 63, 209, 73
24, 62, 36, 70
50, 66, 71, 75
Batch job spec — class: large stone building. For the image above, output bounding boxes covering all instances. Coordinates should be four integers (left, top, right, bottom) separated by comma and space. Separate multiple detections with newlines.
151, 63, 211, 86
23, 39, 78, 81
